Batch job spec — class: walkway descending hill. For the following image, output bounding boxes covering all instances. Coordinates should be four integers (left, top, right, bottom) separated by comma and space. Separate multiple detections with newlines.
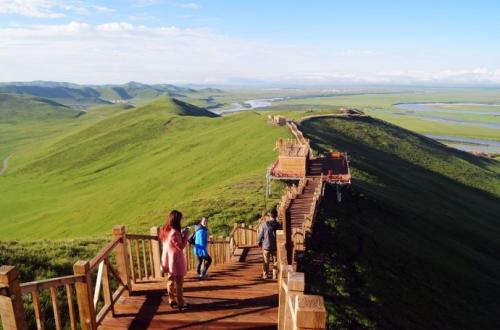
288, 178, 322, 229
99, 247, 278, 330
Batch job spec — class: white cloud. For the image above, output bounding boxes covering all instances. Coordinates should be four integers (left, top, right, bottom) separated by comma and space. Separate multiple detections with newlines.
95, 22, 135, 32
0, 21, 498, 85
0, 0, 64, 18
179, 2, 200, 10
0, 0, 113, 18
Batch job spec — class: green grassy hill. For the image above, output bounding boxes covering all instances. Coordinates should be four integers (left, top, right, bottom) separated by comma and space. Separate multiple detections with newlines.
0, 85, 105, 104
0, 93, 82, 122
0, 97, 287, 239
0, 81, 203, 105
300, 116, 500, 329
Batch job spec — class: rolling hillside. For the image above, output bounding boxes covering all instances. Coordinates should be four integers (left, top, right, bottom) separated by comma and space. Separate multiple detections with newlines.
0, 81, 218, 105
0, 93, 82, 122
0, 97, 287, 239
0, 85, 105, 104
300, 116, 500, 329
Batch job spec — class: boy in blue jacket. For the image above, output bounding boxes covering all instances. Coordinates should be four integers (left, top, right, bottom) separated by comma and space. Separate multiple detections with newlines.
193, 217, 212, 278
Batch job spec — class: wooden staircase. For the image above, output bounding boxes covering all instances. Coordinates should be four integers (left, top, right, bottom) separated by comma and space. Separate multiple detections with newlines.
288, 178, 322, 230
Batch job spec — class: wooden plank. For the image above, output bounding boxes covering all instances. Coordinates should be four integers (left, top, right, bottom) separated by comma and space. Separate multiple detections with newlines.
141, 240, 149, 279
50, 287, 62, 330
31, 290, 44, 330
134, 240, 143, 280
65, 284, 77, 330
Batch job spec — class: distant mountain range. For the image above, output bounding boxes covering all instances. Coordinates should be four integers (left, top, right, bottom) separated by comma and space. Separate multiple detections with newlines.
0, 81, 224, 105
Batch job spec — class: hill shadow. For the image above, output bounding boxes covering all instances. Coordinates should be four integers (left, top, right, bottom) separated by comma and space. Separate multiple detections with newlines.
298, 115, 500, 329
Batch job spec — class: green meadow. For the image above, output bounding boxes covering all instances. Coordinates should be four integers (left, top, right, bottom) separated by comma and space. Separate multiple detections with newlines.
0, 97, 290, 239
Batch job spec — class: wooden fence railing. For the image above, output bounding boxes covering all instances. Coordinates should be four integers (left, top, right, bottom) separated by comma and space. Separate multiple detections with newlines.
230, 222, 260, 249
0, 223, 259, 330
277, 179, 306, 264
276, 230, 326, 330
287, 121, 309, 146
275, 175, 326, 329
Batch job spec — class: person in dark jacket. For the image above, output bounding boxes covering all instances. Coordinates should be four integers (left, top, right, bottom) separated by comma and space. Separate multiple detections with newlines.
193, 217, 212, 278
257, 209, 280, 279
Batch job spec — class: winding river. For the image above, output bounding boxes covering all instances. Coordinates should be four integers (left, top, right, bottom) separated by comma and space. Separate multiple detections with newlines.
394, 102, 500, 115
216, 99, 500, 154
392, 103, 500, 153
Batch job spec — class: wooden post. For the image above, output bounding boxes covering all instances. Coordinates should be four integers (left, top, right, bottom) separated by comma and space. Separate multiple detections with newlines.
241, 223, 246, 246
101, 260, 114, 317
209, 236, 215, 266
150, 227, 162, 278
73, 261, 97, 330
295, 295, 327, 329
217, 238, 221, 264
0, 266, 28, 330
112, 225, 132, 290
225, 237, 230, 263
284, 209, 293, 265
276, 230, 288, 330
284, 270, 305, 330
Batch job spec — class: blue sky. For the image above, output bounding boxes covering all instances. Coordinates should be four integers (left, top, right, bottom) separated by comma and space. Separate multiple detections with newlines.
0, 0, 499, 85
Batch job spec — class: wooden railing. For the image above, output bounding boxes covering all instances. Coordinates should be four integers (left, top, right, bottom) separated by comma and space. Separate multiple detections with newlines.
184, 235, 232, 271
277, 179, 306, 264
276, 230, 326, 330
0, 226, 130, 330
287, 121, 309, 146
230, 223, 259, 250
275, 175, 326, 329
303, 175, 324, 235
0, 224, 256, 330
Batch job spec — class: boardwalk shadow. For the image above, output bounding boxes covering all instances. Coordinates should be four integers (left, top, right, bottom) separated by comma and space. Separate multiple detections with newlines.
115, 292, 277, 329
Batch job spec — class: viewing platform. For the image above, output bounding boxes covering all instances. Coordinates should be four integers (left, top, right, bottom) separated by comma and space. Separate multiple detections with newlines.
100, 247, 278, 329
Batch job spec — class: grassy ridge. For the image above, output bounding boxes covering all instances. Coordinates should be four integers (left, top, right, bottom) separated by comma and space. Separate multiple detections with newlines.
300, 116, 500, 329
0, 97, 289, 239
0, 93, 81, 122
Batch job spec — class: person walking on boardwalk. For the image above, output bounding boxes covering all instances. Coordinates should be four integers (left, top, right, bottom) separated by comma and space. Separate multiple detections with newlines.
193, 216, 212, 278
257, 209, 280, 279
160, 210, 190, 310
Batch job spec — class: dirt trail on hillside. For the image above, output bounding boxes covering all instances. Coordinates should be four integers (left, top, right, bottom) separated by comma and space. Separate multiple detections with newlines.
0, 154, 13, 176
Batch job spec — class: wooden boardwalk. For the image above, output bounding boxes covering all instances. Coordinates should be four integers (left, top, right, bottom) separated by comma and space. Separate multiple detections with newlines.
288, 178, 321, 230
99, 247, 278, 329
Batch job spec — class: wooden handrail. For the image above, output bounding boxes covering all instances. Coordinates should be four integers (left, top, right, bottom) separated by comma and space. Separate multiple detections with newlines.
126, 233, 159, 240
20, 274, 84, 295
89, 238, 121, 270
